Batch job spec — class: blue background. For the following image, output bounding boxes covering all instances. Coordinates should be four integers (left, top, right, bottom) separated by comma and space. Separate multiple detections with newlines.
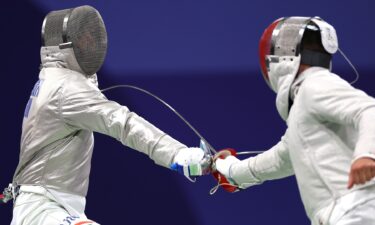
1, 1, 374, 224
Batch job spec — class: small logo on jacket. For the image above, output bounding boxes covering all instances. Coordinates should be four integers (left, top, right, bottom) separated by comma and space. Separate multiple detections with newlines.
59, 215, 97, 225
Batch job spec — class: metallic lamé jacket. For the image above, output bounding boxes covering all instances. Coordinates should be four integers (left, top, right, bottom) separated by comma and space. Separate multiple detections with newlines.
13, 46, 186, 197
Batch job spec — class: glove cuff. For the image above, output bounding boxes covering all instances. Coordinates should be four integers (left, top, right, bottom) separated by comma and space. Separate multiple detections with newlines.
231, 158, 262, 189
170, 162, 203, 178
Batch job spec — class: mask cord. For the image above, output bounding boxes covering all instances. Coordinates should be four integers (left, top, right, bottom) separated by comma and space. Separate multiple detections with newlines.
337, 48, 360, 85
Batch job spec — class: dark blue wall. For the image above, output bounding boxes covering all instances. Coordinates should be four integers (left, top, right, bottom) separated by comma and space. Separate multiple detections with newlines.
1, 1, 374, 224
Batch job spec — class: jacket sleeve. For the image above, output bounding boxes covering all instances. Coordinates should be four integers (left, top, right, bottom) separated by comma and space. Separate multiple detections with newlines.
303, 74, 375, 161
230, 136, 294, 189
58, 80, 187, 168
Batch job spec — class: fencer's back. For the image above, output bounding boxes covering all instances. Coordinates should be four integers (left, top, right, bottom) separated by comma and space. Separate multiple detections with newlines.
285, 67, 375, 219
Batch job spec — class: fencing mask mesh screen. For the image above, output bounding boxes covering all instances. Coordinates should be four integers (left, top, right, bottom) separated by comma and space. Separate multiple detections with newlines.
42, 5, 107, 75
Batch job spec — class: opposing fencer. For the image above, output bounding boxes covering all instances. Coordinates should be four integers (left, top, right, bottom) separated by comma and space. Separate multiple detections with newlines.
216, 17, 375, 225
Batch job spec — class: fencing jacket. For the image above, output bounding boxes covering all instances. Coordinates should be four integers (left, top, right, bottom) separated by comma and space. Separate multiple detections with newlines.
13, 46, 187, 197
230, 67, 375, 223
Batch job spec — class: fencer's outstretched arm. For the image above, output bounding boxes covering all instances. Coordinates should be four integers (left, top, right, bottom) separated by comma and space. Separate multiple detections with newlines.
217, 136, 294, 189
59, 76, 189, 168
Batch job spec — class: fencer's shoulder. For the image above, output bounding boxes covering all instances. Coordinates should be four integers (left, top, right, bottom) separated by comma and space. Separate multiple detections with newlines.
301, 71, 349, 95
64, 72, 98, 91
59, 71, 101, 100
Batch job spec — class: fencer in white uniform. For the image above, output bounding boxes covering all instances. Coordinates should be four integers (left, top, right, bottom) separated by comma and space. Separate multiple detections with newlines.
216, 17, 375, 225
8, 5, 207, 225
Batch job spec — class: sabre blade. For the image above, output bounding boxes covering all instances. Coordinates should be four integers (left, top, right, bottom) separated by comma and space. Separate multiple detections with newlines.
101, 84, 217, 154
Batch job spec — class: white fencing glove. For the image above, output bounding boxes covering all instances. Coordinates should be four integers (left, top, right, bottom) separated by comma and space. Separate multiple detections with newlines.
171, 147, 208, 179
215, 155, 240, 183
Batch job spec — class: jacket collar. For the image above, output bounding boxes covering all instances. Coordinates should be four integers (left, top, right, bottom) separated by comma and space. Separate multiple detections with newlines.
40, 46, 85, 75
290, 67, 329, 101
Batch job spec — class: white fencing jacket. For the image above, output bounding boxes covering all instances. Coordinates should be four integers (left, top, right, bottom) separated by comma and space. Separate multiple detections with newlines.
230, 67, 375, 223
13, 46, 188, 198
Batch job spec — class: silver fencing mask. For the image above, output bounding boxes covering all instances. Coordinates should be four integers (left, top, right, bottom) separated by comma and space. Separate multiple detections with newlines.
42, 5, 108, 76
258, 17, 338, 120
259, 17, 338, 90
